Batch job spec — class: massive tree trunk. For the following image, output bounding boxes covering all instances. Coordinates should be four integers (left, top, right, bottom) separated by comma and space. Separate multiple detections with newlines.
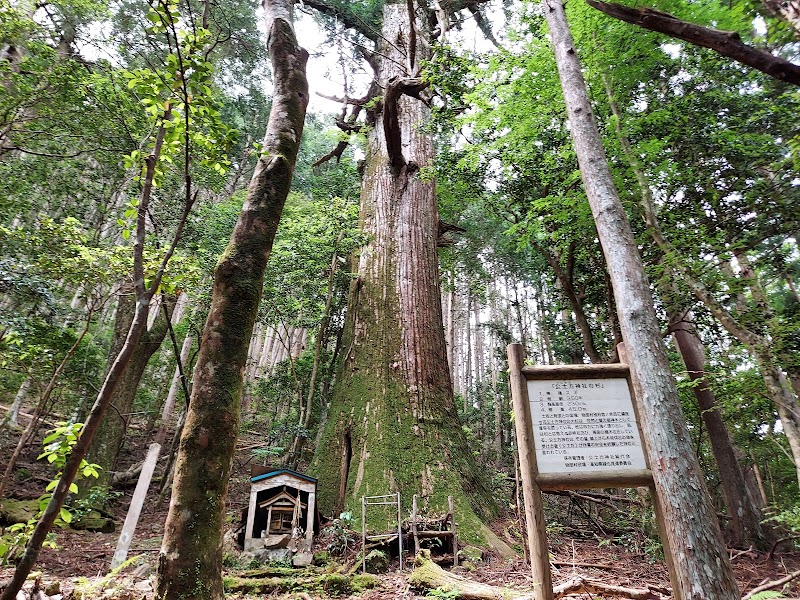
155, 3, 308, 599
541, 1, 739, 597
310, 0, 496, 539
669, 310, 764, 548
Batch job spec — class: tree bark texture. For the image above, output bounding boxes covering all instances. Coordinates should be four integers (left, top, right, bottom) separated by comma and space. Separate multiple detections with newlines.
155, 3, 308, 598
586, 0, 800, 86
669, 311, 764, 548
541, 1, 739, 597
311, 0, 495, 539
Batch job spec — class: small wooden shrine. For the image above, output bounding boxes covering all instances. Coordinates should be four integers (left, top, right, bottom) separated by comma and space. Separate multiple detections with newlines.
243, 467, 317, 557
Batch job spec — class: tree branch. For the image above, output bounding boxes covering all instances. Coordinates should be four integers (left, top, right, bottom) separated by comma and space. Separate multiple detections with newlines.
407, 0, 418, 74
312, 107, 365, 168
383, 76, 427, 169
298, 0, 379, 42
312, 82, 378, 168
586, 0, 800, 86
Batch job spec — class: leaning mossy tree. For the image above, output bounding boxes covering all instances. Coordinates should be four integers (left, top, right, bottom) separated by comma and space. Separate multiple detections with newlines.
155, 1, 309, 599
306, 0, 499, 542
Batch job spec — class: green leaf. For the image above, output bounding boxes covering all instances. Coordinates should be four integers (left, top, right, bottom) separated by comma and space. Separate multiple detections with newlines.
42, 432, 61, 444
59, 508, 73, 524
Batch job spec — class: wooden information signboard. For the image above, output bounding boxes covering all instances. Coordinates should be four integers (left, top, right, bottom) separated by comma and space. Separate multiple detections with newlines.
507, 344, 680, 600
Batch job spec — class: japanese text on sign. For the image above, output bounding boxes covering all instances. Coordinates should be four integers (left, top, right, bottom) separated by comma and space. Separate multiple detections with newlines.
527, 378, 647, 474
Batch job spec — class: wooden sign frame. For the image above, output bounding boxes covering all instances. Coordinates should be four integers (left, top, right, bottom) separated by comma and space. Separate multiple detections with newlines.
507, 344, 681, 600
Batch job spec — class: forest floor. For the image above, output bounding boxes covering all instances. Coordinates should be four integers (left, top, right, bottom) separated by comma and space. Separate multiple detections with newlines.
1, 427, 799, 599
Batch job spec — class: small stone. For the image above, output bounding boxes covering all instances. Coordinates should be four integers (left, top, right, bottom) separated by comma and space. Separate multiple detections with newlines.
131, 563, 152, 579
292, 552, 313, 567
44, 580, 60, 595
457, 545, 484, 564
363, 549, 389, 574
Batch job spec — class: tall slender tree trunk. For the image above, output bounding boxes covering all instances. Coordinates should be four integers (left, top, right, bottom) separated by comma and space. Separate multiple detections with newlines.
155, 3, 308, 598
670, 310, 764, 548
1, 375, 31, 429
446, 277, 456, 381
84, 283, 173, 495
286, 234, 342, 468
465, 293, 473, 411
606, 63, 800, 487
489, 284, 504, 466
542, 1, 738, 596
311, 0, 495, 536
538, 243, 602, 362
535, 292, 554, 365
602, 73, 765, 547
512, 279, 529, 347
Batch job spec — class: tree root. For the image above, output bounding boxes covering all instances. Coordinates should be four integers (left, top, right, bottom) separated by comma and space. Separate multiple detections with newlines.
766, 535, 800, 561
408, 551, 668, 599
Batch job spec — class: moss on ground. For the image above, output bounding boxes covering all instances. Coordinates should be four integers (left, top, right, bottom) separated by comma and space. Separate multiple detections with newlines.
222, 565, 379, 597
0, 498, 39, 524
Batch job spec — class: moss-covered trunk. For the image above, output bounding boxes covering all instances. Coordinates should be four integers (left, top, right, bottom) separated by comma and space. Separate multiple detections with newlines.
310, 0, 495, 543
155, 3, 308, 599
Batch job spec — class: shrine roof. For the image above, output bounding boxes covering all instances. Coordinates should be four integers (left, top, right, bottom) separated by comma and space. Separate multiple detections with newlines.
250, 468, 317, 484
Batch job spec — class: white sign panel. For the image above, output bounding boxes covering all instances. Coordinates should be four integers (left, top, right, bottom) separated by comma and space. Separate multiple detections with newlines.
527, 378, 647, 474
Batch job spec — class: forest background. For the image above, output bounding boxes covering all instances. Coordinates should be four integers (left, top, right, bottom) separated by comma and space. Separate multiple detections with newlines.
0, 0, 799, 597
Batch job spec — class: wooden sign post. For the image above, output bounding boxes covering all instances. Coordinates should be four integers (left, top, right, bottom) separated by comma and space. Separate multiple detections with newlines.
507, 344, 681, 600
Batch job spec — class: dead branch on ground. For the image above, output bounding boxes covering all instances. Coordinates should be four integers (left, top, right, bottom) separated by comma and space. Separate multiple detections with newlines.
408, 550, 669, 600
742, 569, 800, 599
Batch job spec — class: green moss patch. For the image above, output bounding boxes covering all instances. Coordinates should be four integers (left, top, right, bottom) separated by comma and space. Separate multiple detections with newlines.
0, 499, 39, 524
223, 567, 379, 598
